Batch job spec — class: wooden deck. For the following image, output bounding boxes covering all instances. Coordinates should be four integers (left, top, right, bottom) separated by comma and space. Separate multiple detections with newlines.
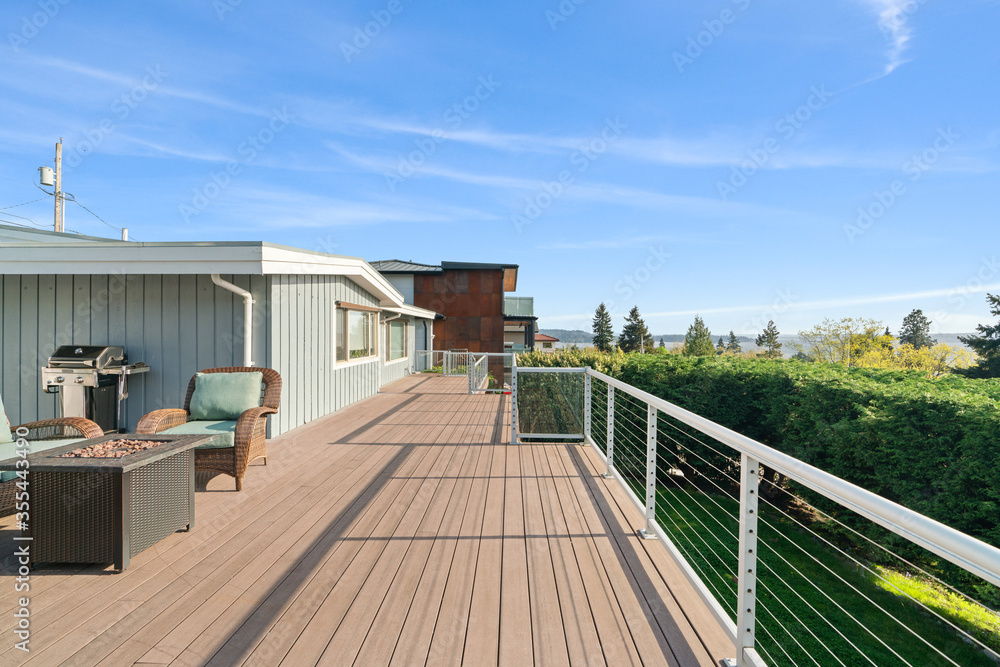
0, 374, 731, 666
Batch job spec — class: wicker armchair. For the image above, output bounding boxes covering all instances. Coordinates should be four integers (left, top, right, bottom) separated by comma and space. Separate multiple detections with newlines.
1, 416, 104, 516
135, 367, 281, 491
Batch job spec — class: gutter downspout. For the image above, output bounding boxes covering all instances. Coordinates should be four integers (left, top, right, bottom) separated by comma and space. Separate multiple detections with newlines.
211, 274, 255, 367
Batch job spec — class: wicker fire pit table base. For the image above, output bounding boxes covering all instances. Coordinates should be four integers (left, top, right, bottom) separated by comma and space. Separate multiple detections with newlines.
1, 434, 218, 571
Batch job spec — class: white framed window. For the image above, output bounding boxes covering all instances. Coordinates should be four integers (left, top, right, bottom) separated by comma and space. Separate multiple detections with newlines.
336, 302, 377, 362
387, 320, 408, 361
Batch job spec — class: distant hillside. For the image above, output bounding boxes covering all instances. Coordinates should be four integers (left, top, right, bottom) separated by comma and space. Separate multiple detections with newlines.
540, 330, 975, 356
539, 329, 593, 344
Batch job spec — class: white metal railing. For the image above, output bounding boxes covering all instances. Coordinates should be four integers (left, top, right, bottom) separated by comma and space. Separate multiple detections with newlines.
469, 354, 488, 393
509, 364, 1000, 667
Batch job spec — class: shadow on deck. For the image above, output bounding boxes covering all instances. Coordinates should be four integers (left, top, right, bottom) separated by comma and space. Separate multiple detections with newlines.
0, 374, 731, 666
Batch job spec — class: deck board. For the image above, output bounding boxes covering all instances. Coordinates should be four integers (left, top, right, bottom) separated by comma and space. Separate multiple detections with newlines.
0, 374, 731, 666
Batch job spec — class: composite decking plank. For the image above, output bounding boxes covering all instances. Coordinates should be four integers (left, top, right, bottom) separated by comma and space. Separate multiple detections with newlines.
134, 444, 405, 665
315, 440, 474, 666
273, 441, 449, 666
519, 442, 572, 667
422, 423, 496, 667
0, 439, 376, 648
0, 375, 727, 667
530, 443, 607, 666
384, 443, 487, 667
349, 441, 478, 667
222, 439, 442, 666
541, 444, 646, 667
77, 445, 407, 667
552, 442, 680, 667
461, 434, 506, 665
498, 441, 533, 667
9, 434, 385, 665
577, 443, 730, 665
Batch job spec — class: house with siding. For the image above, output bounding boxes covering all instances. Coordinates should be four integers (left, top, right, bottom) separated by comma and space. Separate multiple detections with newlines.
0, 225, 436, 437
370, 259, 537, 352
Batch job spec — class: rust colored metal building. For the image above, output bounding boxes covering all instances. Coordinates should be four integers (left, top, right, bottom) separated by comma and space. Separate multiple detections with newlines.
369, 260, 528, 354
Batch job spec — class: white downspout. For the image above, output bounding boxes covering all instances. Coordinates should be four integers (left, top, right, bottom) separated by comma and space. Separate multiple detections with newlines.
211, 274, 255, 367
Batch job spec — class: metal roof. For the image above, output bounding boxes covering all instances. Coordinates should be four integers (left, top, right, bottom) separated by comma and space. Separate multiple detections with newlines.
0, 233, 409, 308
369, 260, 443, 273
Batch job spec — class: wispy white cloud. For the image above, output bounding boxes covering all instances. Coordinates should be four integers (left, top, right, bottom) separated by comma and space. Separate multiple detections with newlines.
543, 282, 1000, 325
865, 0, 915, 74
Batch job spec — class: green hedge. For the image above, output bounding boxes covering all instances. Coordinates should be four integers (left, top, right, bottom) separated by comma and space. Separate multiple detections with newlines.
518, 350, 1000, 600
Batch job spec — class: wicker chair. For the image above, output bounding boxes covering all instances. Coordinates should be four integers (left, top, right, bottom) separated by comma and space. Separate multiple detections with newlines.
135, 367, 281, 491
1, 415, 105, 517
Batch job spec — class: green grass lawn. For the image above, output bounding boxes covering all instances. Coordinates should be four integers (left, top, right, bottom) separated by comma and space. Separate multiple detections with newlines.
634, 480, 998, 666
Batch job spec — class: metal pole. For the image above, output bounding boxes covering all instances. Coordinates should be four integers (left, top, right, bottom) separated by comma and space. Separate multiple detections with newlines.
510, 355, 518, 445
603, 386, 614, 478
583, 369, 592, 444
736, 454, 760, 666
54, 138, 63, 233
639, 403, 658, 539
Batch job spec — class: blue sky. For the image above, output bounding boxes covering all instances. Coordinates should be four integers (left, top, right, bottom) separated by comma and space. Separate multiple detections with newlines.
1, 0, 998, 336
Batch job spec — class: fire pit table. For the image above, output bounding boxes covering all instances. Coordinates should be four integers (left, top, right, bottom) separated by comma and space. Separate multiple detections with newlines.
0, 433, 218, 571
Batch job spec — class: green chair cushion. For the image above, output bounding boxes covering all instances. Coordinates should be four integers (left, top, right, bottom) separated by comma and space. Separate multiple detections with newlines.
189, 372, 263, 421
161, 420, 237, 449
0, 394, 12, 444
0, 438, 83, 482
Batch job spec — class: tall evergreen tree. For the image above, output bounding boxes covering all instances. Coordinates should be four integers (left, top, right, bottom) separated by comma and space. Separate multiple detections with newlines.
682, 315, 715, 356
591, 302, 615, 352
618, 306, 653, 353
755, 320, 782, 358
726, 330, 742, 353
899, 309, 936, 349
658, 337, 666, 349
716, 338, 726, 355
959, 293, 1000, 377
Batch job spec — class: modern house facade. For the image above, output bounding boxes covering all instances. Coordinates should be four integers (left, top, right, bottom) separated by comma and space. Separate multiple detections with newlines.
0, 226, 436, 436
371, 259, 537, 352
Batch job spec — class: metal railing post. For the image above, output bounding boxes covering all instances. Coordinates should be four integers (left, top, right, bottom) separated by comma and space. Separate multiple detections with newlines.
510, 356, 518, 445
736, 454, 760, 666
583, 369, 592, 444
639, 403, 658, 540
603, 386, 615, 479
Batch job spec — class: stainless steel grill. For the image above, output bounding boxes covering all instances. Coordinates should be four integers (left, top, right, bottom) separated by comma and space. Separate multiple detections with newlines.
42, 345, 149, 433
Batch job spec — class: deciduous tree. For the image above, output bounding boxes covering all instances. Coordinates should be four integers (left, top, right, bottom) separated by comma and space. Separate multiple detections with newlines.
793, 317, 884, 366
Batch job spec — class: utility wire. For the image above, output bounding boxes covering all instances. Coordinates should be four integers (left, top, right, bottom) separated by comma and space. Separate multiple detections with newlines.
0, 196, 47, 210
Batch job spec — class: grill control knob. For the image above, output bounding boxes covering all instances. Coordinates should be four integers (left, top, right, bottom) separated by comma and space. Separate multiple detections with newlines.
74, 376, 85, 384
55, 376, 64, 383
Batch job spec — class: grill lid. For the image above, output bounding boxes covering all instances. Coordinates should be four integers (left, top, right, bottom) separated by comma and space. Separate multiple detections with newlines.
47, 345, 125, 369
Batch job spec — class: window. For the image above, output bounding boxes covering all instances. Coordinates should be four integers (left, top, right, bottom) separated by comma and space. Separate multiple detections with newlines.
336, 306, 376, 362
387, 321, 407, 361
542, 342, 553, 349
